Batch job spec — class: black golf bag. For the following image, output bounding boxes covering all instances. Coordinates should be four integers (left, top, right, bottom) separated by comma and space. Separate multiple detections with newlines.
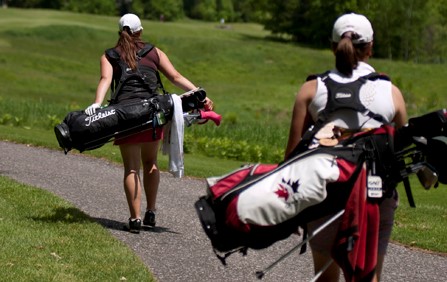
55, 88, 207, 154
194, 108, 447, 278
394, 109, 447, 193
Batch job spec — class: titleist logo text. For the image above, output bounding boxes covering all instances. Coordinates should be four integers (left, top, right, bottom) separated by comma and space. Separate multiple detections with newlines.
335, 92, 352, 99
85, 109, 116, 126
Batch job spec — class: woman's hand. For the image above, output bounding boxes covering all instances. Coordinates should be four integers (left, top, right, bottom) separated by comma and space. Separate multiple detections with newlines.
204, 97, 214, 111
85, 103, 101, 115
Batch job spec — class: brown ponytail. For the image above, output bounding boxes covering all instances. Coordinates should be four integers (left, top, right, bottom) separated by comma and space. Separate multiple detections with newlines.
116, 27, 144, 70
332, 32, 372, 77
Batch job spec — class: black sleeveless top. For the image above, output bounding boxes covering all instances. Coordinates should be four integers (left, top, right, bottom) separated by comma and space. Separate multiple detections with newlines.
105, 43, 161, 104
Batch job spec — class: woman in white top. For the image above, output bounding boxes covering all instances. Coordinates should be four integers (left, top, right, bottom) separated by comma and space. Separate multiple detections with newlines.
284, 13, 407, 282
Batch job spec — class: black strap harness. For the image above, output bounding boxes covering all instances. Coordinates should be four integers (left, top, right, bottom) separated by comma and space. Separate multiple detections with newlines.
105, 43, 167, 104
292, 71, 390, 156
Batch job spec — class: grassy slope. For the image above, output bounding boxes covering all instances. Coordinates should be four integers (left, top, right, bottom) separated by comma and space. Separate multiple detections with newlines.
0, 8, 446, 254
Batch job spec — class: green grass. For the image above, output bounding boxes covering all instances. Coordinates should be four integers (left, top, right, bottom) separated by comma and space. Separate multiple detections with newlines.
0, 176, 155, 281
393, 184, 447, 252
0, 7, 446, 270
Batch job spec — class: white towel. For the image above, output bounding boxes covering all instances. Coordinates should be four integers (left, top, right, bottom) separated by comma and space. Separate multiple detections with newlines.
162, 94, 184, 178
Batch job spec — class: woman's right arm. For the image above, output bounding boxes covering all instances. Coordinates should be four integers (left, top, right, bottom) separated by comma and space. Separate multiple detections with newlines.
284, 80, 316, 159
85, 55, 113, 115
94, 54, 113, 105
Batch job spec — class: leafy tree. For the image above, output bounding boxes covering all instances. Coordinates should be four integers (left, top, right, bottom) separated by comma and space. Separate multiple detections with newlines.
61, 0, 116, 15
129, 0, 184, 21
262, 0, 440, 62
262, 0, 300, 39
183, 0, 267, 22
231, 0, 269, 22
189, 0, 217, 21
362, 0, 428, 61
420, 0, 447, 63
183, 0, 195, 17
263, 0, 340, 45
8, 0, 116, 15
117, 0, 133, 15
8, 0, 42, 8
216, 0, 234, 21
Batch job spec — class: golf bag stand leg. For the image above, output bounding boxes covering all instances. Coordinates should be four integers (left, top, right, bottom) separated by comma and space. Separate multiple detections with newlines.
255, 209, 345, 280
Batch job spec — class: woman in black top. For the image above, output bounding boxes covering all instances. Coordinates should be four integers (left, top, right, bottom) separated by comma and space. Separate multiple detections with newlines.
85, 13, 213, 233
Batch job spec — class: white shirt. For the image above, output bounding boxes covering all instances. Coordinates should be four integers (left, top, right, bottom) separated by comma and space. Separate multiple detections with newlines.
309, 62, 396, 129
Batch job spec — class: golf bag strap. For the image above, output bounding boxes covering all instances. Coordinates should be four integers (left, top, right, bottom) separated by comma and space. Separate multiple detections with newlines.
155, 70, 167, 95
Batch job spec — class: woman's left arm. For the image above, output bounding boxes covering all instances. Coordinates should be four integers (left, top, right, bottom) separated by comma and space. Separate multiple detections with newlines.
391, 84, 407, 128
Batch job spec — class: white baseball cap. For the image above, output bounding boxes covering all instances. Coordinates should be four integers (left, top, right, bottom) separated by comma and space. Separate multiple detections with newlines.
119, 13, 143, 34
332, 13, 373, 44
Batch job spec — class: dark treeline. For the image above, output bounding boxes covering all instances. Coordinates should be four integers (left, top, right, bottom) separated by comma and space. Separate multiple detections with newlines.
263, 0, 447, 63
4, 0, 447, 63
4, 0, 267, 22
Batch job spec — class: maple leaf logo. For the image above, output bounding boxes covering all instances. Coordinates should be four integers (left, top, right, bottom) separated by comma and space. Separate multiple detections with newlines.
275, 184, 289, 200
274, 178, 300, 202
282, 178, 300, 193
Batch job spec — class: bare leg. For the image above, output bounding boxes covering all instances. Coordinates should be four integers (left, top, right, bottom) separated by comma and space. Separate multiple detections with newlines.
311, 250, 341, 282
141, 140, 160, 211
373, 254, 385, 281
120, 143, 142, 219
375, 192, 398, 281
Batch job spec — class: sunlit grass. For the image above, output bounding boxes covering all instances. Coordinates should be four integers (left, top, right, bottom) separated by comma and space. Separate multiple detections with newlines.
394, 184, 447, 252
0, 176, 155, 281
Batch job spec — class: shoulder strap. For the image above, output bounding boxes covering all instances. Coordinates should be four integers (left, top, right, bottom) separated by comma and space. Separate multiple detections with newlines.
306, 70, 330, 82
155, 71, 167, 94
363, 72, 390, 82
137, 43, 154, 58
105, 44, 155, 61
105, 48, 120, 60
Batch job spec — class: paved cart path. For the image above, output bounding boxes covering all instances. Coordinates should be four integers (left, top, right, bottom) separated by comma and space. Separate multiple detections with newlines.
1, 141, 446, 282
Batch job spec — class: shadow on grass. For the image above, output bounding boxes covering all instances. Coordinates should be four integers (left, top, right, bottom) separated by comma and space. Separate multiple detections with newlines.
29, 206, 180, 234
30, 206, 93, 223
